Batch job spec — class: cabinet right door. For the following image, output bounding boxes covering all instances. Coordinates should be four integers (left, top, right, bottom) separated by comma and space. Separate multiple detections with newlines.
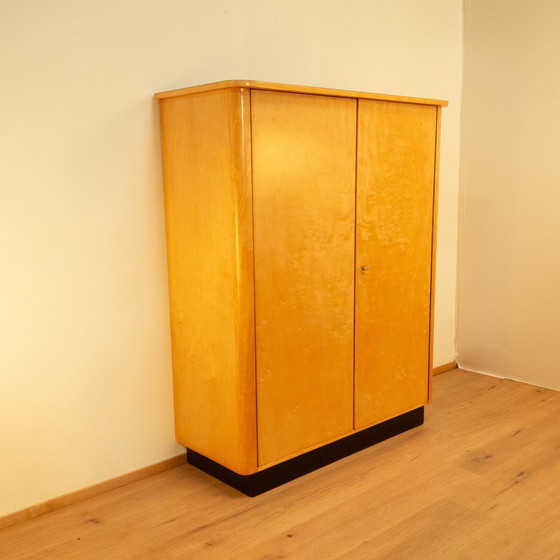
354, 100, 438, 430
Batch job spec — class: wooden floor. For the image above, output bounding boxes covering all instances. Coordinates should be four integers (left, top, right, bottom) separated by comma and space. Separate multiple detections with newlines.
3, 368, 560, 559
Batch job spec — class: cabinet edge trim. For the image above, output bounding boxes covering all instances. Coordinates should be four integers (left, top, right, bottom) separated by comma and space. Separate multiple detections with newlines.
154, 80, 448, 107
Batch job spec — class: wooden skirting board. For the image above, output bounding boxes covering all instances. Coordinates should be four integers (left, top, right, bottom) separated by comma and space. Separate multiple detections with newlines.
0, 362, 456, 530
433, 361, 457, 376
0, 454, 186, 531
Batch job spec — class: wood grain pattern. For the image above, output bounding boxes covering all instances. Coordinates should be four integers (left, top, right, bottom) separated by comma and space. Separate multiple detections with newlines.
159, 88, 257, 474
354, 100, 438, 429
251, 90, 356, 466
6, 370, 560, 560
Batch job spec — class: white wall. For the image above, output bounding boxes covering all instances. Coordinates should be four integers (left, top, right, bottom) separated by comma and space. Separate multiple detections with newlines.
0, 0, 462, 517
459, 0, 560, 389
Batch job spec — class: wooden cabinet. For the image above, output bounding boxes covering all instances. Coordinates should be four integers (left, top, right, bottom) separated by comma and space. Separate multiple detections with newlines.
155, 81, 447, 495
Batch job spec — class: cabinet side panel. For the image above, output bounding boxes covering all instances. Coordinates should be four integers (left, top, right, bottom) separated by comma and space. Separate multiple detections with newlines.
355, 101, 437, 430
159, 89, 256, 474
427, 106, 443, 404
251, 91, 356, 467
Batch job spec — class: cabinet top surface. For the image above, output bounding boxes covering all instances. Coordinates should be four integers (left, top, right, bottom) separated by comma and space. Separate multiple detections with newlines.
154, 80, 448, 107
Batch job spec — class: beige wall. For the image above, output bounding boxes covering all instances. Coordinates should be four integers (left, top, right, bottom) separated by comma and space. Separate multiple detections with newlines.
0, 0, 462, 517
459, 0, 560, 389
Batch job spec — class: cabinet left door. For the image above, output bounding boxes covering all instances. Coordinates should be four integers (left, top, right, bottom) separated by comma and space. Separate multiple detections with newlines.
159, 88, 258, 475
251, 90, 357, 467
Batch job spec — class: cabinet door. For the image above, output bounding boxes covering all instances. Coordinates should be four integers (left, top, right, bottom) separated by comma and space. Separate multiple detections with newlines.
251, 90, 356, 466
355, 100, 437, 430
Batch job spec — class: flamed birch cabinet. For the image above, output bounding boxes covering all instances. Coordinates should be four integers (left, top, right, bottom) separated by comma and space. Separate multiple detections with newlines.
155, 81, 447, 495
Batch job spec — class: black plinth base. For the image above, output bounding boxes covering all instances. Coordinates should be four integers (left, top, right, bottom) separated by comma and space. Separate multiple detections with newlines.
187, 407, 423, 497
